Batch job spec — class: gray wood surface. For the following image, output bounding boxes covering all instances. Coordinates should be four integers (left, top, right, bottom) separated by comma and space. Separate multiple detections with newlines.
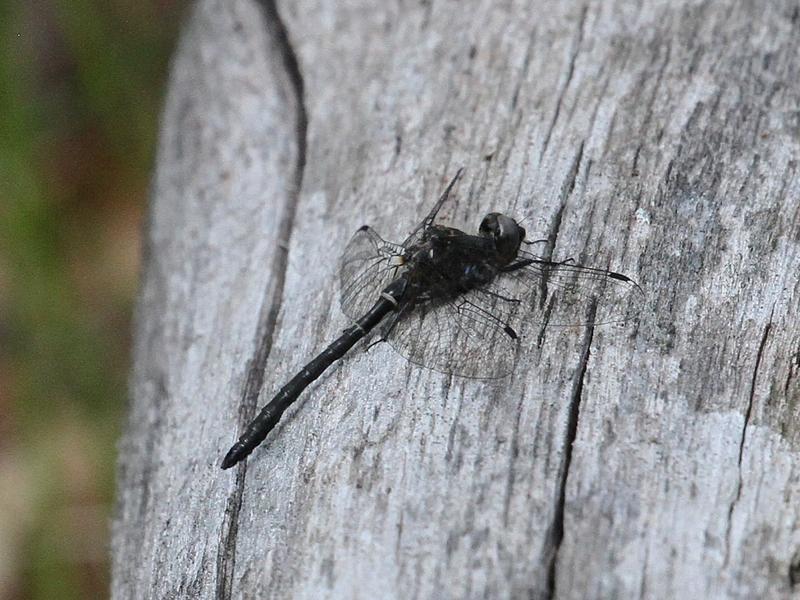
112, 0, 800, 598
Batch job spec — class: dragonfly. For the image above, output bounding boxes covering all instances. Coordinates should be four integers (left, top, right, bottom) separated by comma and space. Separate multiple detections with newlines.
221, 169, 642, 469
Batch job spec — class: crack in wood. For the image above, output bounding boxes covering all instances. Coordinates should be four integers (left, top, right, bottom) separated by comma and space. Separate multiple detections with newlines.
563, 140, 585, 199
545, 306, 596, 599
723, 308, 774, 568
511, 29, 536, 112
535, 140, 585, 348
540, 4, 588, 162
548, 138, 585, 257
790, 548, 800, 588
631, 39, 672, 177
215, 0, 308, 595
784, 346, 800, 399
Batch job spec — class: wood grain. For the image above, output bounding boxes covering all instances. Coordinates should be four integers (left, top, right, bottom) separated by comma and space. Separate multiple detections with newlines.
112, 0, 800, 598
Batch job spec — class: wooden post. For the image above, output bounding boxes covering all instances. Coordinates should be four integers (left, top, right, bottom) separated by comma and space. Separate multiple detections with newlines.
112, 0, 800, 597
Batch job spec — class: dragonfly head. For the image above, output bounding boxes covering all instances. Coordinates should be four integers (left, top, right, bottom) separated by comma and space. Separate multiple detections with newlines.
478, 213, 526, 265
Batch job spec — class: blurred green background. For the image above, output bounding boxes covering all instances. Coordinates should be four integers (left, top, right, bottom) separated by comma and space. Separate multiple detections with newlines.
0, 1, 185, 597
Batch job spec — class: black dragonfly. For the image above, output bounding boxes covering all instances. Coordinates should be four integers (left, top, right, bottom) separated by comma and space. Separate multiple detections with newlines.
221, 169, 642, 469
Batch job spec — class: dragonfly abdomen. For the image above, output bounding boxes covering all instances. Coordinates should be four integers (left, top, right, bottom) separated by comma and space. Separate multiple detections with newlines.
221, 278, 407, 469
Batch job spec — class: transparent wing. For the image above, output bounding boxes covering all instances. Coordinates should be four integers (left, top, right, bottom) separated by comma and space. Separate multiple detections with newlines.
500, 248, 644, 327
400, 168, 464, 248
385, 284, 521, 379
339, 226, 405, 320
340, 170, 463, 322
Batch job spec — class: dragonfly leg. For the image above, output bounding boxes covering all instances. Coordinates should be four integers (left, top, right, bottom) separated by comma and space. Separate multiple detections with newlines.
500, 258, 535, 273
457, 298, 518, 339
481, 288, 521, 304
365, 338, 387, 351
364, 306, 405, 351
502, 256, 576, 273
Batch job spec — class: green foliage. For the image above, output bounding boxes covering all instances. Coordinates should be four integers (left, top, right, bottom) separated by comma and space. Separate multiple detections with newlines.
0, 1, 184, 597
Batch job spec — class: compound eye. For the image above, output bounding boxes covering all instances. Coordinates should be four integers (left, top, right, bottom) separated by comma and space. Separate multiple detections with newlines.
479, 213, 501, 237
492, 214, 524, 260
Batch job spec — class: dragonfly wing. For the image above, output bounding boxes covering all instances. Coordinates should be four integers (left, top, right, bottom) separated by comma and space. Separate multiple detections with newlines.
400, 168, 464, 247
339, 225, 405, 320
385, 285, 521, 379
502, 249, 644, 327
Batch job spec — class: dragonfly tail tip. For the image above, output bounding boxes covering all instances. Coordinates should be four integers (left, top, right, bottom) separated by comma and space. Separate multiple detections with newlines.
221, 445, 243, 470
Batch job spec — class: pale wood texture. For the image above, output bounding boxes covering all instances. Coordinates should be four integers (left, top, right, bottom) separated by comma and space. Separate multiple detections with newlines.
112, 0, 800, 598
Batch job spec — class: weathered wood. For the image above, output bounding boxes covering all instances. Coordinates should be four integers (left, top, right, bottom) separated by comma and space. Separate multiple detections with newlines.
113, 0, 800, 598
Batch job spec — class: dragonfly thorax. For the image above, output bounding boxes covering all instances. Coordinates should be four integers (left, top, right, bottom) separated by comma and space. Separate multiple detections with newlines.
401, 227, 501, 301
